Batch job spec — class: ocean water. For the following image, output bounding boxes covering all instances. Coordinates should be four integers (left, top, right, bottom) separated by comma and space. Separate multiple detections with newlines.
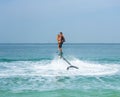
0, 43, 120, 97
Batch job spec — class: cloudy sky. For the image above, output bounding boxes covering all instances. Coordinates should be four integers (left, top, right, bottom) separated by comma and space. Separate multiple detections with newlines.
0, 0, 120, 43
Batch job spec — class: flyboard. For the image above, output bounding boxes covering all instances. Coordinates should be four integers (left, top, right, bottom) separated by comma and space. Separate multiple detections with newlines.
58, 51, 79, 70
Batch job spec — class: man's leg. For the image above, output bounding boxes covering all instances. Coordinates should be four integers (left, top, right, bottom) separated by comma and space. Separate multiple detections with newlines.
58, 43, 63, 57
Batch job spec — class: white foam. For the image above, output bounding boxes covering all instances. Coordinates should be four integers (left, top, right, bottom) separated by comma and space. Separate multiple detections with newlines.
0, 57, 120, 78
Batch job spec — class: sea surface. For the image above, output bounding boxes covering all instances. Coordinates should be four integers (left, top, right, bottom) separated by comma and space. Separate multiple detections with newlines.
0, 43, 120, 97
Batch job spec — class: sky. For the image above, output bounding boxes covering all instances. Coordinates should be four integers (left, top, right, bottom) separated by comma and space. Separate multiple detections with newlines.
0, 0, 120, 43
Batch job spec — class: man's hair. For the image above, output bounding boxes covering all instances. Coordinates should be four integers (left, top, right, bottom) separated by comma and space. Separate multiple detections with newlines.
60, 32, 62, 34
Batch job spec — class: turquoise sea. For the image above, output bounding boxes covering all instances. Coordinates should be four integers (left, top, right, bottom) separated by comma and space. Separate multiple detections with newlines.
0, 43, 120, 97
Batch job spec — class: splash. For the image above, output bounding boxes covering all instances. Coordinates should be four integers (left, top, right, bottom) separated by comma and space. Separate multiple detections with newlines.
0, 57, 119, 78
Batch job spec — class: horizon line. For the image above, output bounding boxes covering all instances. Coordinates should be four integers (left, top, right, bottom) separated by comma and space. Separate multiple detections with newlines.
0, 43, 120, 44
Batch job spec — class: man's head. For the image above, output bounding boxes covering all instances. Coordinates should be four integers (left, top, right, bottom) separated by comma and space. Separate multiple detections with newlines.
60, 32, 62, 35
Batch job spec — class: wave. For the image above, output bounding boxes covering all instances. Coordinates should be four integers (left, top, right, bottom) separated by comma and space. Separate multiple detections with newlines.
0, 56, 119, 77
0, 57, 120, 92
0, 58, 52, 62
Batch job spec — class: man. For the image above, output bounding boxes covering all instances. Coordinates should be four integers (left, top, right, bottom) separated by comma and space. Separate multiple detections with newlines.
57, 32, 65, 56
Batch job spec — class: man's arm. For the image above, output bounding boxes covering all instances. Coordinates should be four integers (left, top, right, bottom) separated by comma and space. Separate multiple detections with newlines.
63, 36, 65, 42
